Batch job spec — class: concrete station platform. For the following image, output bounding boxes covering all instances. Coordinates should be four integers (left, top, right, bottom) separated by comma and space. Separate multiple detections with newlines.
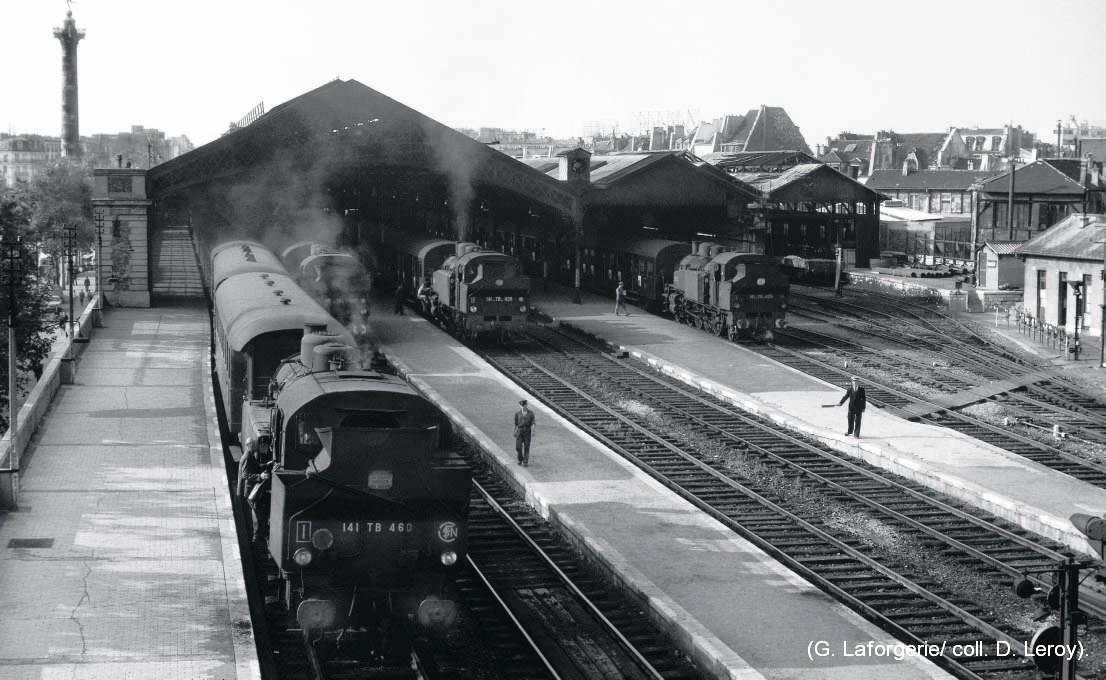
0, 306, 257, 680
529, 284, 1106, 557
369, 300, 952, 680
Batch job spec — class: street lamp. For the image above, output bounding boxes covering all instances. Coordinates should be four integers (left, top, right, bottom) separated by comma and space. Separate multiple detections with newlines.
2, 233, 22, 471
64, 224, 76, 340
93, 209, 104, 311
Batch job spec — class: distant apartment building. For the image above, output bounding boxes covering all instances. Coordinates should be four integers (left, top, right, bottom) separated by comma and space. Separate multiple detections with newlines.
83, 125, 193, 169
0, 126, 192, 187
0, 135, 62, 187
820, 129, 970, 178
688, 106, 812, 157
955, 125, 1036, 170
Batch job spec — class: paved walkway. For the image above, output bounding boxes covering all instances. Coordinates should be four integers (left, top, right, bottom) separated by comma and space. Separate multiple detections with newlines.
0, 305, 256, 680
531, 283, 1106, 556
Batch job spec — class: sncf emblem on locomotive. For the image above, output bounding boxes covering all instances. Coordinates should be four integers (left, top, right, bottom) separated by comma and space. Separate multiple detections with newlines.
438, 521, 459, 543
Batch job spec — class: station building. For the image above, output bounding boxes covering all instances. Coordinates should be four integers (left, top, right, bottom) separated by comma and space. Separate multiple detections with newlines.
707, 151, 883, 267
1016, 213, 1106, 335
147, 80, 883, 302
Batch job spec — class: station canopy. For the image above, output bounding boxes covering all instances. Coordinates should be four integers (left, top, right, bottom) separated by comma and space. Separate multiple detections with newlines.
147, 79, 580, 219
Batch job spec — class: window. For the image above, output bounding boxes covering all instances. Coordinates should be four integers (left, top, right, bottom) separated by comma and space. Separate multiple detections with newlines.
1036, 270, 1046, 320
965, 137, 975, 151
991, 136, 1002, 152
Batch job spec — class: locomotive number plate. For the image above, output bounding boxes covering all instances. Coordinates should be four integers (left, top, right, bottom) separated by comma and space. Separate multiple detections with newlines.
340, 521, 415, 534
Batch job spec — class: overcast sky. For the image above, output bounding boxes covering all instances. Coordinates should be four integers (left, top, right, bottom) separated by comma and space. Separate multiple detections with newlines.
5, 0, 1105, 151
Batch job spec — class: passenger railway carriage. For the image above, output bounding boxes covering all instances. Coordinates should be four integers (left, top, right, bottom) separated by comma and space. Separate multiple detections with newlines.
581, 239, 693, 309
211, 240, 288, 292
213, 270, 352, 437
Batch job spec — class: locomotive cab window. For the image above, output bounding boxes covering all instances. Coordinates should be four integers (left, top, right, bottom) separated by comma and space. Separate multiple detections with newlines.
338, 410, 403, 429
293, 412, 323, 457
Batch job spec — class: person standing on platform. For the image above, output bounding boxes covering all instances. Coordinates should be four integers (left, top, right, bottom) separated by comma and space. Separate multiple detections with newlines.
615, 282, 628, 316
834, 375, 867, 438
394, 281, 406, 315
514, 399, 535, 466
83, 276, 91, 295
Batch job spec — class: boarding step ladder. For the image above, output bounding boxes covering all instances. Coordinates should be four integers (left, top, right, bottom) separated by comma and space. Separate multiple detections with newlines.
151, 225, 205, 301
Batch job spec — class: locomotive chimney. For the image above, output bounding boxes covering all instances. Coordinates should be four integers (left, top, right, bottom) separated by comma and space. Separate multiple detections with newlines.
301, 321, 335, 366
54, 11, 85, 159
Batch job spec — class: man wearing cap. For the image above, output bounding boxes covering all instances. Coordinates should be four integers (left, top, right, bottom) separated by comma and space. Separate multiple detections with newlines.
514, 399, 536, 466
837, 376, 867, 438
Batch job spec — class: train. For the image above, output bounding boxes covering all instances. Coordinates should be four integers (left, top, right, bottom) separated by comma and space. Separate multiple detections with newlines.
781, 254, 839, 286
281, 241, 373, 336
211, 239, 470, 636
373, 225, 531, 340
661, 242, 790, 341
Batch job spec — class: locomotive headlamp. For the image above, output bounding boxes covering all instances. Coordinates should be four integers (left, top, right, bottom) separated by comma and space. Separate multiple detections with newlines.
293, 547, 314, 567
440, 550, 458, 566
311, 528, 335, 550
469, 305, 477, 312
519, 305, 527, 313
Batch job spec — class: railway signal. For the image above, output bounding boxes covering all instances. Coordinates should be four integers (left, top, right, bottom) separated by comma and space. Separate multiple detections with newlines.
1013, 556, 1093, 680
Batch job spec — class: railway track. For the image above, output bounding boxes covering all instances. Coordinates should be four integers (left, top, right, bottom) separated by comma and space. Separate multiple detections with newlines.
780, 288, 1106, 482
473, 324, 1106, 679
757, 327, 1106, 488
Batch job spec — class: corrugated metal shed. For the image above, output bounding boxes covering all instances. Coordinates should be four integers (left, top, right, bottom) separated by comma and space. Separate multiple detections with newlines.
983, 241, 1025, 255
1016, 213, 1106, 261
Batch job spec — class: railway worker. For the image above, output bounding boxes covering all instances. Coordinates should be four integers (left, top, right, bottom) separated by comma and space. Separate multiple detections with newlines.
394, 281, 406, 315
615, 282, 628, 316
417, 278, 434, 312
514, 399, 536, 466
836, 375, 867, 438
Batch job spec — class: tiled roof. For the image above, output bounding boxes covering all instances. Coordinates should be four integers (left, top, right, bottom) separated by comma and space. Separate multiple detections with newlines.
980, 159, 1088, 195
706, 150, 821, 172
867, 169, 996, 191
1016, 214, 1106, 260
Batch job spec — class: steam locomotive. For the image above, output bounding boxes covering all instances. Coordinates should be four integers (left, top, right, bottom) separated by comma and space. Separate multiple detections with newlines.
662, 242, 789, 341
212, 241, 470, 635
373, 225, 531, 340
281, 240, 373, 336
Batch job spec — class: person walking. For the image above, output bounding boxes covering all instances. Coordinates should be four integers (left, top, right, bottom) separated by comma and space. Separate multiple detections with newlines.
83, 276, 91, 294
835, 375, 867, 438
394, 281, 406, 315
513, 399, 536, 466
615, 282, 628, 316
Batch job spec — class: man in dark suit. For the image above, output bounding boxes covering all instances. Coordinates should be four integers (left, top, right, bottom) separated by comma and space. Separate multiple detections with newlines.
837, 375, 867, 438
513, 399, 536, 466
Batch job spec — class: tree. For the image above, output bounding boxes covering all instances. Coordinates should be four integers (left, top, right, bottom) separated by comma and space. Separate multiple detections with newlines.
26, 162, 93, 287
0, 188, 57, 432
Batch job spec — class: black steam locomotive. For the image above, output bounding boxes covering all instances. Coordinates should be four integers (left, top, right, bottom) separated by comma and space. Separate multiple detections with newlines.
211, 241, 470, 635
281, 240, 373, 337
662, 242, 789, 340
374, 225, 531, 340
